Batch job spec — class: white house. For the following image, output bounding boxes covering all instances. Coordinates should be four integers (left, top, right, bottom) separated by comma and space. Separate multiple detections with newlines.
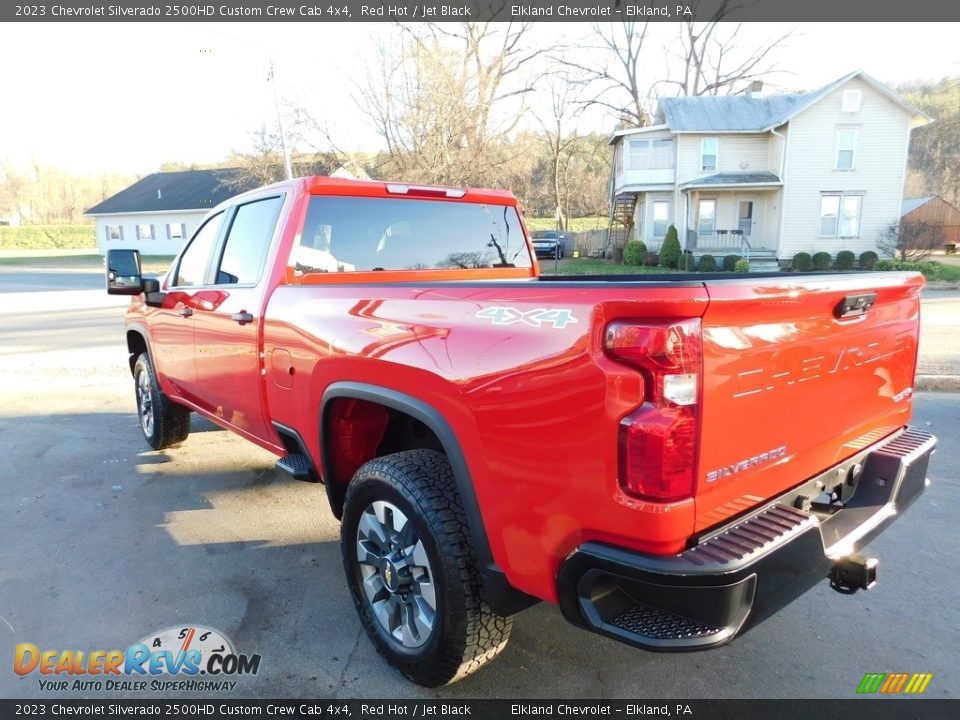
608, 71, 932, 266
85, 169, 259, 255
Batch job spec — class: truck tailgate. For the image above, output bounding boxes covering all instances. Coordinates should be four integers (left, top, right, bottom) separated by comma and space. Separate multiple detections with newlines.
695, 272, 923, 532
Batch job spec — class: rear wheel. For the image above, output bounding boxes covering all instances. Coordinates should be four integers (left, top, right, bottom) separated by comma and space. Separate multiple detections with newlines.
133, 353, 190, 450
341, 449, 511, 686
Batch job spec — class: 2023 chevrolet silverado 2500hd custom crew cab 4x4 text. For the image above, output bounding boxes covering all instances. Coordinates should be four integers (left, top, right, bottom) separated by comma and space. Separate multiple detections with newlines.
106, 176, 935, 686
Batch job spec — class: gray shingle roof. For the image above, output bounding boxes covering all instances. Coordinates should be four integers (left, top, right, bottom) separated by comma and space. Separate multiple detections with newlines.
658, 70, 928, 133
660, 94, 807, 132
85, 169, 258, 215
681, 172, 781, 188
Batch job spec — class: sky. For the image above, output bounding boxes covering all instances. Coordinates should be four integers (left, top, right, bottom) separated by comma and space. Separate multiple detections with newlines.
1, 21, 957, 176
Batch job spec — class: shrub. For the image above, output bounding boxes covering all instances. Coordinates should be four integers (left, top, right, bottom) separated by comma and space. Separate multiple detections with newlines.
871, 259, 944, 280
644, 251, 661, 267
722, 254, 742, 272
734, 259, 751, 273
835, 250, 855, 270
623, 240, 647, 266
812, 251, 832, 270
859, 250, 879, 270
679, 249, 695, 271
792, 252, 813, 271
660, 225, 682, 268
698, 254, 718, 272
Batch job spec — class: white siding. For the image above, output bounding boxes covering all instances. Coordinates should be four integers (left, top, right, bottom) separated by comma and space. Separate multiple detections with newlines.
676, 133, 775, 184
778, 77, 913, 258
614, 129, 676, 193
94, 210, 209, 256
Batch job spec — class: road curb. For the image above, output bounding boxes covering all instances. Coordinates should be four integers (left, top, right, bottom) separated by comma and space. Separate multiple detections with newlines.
916, 375, 960, 392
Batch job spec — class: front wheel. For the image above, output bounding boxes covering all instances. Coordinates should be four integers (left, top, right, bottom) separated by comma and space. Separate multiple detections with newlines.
341, 449, 511, 686
133, 353, 190, 450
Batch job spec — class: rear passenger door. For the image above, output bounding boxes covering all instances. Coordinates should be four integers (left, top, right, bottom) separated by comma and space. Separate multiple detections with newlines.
190, 194, 284, 443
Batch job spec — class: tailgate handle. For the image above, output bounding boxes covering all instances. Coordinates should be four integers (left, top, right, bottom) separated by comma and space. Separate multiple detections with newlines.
836, 293, 877, 319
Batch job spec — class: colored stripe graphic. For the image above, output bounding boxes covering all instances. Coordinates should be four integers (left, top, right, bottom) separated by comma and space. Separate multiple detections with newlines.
857, 673, 885, 693
857, 672, 932, 694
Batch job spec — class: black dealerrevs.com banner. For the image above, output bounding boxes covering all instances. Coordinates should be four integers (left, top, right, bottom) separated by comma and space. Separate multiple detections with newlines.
4, 0, 960, 22
2, 700, 959, 719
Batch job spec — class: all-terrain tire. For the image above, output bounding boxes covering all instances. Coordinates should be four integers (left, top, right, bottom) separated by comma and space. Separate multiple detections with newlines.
341, 449, 512, 686
133, 353, 191, 450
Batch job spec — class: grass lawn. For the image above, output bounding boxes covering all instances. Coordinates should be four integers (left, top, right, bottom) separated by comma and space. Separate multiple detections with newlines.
549, 258, 680, 275
933, 261, 960, 282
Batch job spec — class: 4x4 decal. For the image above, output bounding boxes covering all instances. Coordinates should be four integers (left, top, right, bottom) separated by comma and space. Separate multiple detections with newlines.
476, 307, 579, 329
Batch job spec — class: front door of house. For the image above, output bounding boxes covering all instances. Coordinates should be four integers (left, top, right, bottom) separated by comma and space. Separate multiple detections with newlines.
738, 200, 756, 241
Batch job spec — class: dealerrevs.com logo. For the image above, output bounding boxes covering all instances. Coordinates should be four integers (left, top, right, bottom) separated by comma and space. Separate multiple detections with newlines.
14, 625, 261, 692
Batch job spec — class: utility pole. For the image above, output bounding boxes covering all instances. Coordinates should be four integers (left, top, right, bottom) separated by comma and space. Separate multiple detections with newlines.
268, 58, 293, 180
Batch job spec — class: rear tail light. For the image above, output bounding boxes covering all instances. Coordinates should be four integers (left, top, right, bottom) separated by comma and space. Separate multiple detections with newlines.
605, 319, 702, 502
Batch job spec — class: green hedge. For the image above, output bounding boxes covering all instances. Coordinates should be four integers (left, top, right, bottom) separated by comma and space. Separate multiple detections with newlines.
872, 260, 959, 281
835, 250, 855, 270
859, 251, 878, 270
0, 225, 96, 249
623, 240, 647, 266
698, 254, 717, 272
792, 252, 813, 271
722, 254, 742, 272
812, 251, 832, 270
734, 259, 751, 273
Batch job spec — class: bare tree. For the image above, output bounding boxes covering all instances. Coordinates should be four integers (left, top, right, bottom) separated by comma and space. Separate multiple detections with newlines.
357, 22, 544, 186
536, 74, 588, 230
555, 21, 653, 128
564, 9, 791, 128
877, 220, 942, 262
225, 124, 342, 189
657, 11, 792, 97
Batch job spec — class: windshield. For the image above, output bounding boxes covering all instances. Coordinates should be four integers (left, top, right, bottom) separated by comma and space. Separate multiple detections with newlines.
295, 196, 532, 273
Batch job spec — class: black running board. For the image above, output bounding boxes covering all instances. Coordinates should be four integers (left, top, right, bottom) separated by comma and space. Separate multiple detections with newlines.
276, 453, 317, 482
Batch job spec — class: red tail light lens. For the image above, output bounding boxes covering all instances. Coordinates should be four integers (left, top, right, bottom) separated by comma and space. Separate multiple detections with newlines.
605, 319, 702, 502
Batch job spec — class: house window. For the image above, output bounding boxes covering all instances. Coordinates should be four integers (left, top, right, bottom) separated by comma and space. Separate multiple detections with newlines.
652, 201, 671, 239
820, 192, 863, 238
836, 128, 858, 170
697, 199, 716, 237
106, 225, 123, 241
167, 223, 185, 240
701, 137, 718, 171
842, 89, 862, 113
136, 223, 154, 241
625, 138, 674, 170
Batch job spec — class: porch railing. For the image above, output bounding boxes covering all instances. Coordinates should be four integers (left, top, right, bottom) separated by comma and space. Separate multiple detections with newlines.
687, 230, 753, 259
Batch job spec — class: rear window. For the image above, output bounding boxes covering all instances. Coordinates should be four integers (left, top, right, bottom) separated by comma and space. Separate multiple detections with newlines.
294, 196, 532, 273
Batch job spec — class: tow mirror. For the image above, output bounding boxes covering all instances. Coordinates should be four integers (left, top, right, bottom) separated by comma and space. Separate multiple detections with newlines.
106, 249, 143, 295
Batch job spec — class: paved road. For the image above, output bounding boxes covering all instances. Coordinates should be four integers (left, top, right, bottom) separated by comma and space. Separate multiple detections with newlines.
0, 271, 957, 700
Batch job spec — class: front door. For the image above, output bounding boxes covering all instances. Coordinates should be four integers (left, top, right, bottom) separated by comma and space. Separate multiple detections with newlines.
737, 200, 756, 242
150, 211, 226, 400
191, 194, 285, 444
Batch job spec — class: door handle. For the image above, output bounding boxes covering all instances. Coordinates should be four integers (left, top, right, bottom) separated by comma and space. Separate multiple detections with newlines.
177, 306, 193, 318
231, 312, 254, 325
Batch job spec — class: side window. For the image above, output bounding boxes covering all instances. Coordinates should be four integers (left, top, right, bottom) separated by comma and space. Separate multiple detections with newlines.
215, 196, 284, 285
173, 212, 224, 287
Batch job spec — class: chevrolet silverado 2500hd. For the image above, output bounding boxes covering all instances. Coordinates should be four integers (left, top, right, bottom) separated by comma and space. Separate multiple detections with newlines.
106, 176, 935, 686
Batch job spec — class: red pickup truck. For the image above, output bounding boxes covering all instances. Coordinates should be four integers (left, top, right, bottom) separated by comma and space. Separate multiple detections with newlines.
106, 176, 935, 687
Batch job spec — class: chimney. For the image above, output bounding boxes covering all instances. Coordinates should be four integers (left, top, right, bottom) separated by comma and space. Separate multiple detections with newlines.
749, 80, 764, 99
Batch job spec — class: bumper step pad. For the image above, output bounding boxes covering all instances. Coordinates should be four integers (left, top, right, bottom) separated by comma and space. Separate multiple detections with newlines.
611, 605, 723, 641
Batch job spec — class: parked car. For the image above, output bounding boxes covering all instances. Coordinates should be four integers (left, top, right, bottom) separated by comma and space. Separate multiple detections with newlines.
530, 229, 566, 259
106, 176, 934, 687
